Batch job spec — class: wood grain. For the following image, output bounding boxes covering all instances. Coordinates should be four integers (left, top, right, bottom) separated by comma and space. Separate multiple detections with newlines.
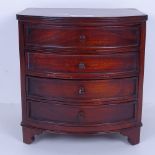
17, 8, 147, 144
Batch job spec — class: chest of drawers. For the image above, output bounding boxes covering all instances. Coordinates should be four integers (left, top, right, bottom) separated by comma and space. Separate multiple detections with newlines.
17, 8, 147, 145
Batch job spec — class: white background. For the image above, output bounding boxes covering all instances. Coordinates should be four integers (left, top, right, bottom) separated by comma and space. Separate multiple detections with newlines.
0, 1, 155, 155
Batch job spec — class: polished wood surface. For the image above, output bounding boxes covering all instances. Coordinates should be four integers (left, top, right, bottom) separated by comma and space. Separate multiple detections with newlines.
17, 8, 147, 145
26, 52, 138, 76
24, 25, 139, 48
17, 8, 147, 18
27, 76, 137, 101
29, 100, 135, 124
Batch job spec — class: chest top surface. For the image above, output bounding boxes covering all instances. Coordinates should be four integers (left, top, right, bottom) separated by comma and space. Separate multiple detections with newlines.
16, 8, 147, 19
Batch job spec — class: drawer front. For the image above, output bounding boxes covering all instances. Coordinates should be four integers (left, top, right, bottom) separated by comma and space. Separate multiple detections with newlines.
25, 25, 140, 48
27, 77, 137, 101
26, 52, 138, 74
28, 100, 135, 124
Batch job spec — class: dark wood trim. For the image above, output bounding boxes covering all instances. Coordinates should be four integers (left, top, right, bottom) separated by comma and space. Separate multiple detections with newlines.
21, 123, 142, 144
18, 21, 27, 121
17, 16, 147, 26
136, 22, 146, 122
22, 126, 43, 144
25, 45, 140, 54
120, 126, 141, 145
26, 95, 137, 106
26, 71, 139, 80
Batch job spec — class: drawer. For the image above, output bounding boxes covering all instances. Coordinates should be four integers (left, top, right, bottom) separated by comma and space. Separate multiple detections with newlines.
28, 100, 135, 124
27, 76, 137, 101
26, 52, 138, 75
25, 25, 140, 48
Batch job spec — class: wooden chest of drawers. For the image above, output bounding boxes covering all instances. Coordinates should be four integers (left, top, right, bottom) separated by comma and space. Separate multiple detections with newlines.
17, 8, 147, 145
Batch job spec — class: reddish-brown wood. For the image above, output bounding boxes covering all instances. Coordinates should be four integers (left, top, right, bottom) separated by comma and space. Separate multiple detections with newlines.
26, 52, 138, 74
29, 100, 135, 124
27, 76, 137, 101
22, 126, 43, 144
17, 8, 147, 145
24, 25, 140, 48
120, 126, 141, 145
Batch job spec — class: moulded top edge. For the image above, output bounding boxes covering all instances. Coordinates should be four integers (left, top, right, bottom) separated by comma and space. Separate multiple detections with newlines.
16, 8, 148, 20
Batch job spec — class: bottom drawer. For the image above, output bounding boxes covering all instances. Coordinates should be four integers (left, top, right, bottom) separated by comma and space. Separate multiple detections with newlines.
28, 100, 135, 125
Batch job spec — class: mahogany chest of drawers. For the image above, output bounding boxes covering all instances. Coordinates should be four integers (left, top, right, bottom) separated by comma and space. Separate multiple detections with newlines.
17, 8, 147, 145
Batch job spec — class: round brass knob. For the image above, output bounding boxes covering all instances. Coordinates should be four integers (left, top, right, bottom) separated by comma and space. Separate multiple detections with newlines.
78, 62, 86, 70
78, 87, 85, 95
79, 34, 86, 41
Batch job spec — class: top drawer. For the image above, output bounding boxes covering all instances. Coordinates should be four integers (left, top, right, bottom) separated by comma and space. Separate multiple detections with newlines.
24, 25, 140, 48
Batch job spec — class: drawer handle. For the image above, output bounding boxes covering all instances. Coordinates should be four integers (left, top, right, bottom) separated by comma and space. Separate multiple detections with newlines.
77, 110, 85, 122
78, 87, 85, 95
78, 62, 86, 70
79, 34, 86, 41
